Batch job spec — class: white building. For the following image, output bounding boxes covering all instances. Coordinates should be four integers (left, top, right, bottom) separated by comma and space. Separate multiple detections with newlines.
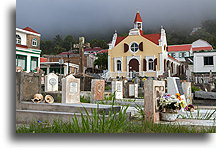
16, 27, 41, 72
193, 50, 216, 73
168, 39, 213, 62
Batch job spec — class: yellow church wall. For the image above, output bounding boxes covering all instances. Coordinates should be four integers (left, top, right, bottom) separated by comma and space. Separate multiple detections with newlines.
108, 35, 162, 74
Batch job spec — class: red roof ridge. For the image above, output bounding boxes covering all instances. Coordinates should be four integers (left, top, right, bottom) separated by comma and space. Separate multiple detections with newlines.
168, 44, 191, 47
23, 27, 40, 34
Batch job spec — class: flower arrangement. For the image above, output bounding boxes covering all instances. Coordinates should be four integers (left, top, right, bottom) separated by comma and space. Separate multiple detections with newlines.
159, 94, 186, 113
184, 104, 195, 112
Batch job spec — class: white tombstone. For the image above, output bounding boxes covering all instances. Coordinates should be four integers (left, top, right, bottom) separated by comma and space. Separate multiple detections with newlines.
167, 77, 186, 100
61, 74, 80, 103
112, 81, 123, 99
128, 83, 138, 98
182, 81, 192, 104
45, 73, 58, 92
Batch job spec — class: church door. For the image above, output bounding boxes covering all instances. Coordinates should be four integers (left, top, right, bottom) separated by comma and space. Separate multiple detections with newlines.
129, 58, 139, 72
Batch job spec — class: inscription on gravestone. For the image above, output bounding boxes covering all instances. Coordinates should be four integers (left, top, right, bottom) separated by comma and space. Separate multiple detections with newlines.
70, 82, 78, 93
49, 78, 57, 86
175, 79, 184, 95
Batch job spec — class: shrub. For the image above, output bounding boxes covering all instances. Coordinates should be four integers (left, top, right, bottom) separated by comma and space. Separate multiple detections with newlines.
191, 86, 201, 93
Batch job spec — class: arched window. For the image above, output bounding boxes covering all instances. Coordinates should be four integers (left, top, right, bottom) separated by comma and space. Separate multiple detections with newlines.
148, 59, 154, 70
117, 60, 121, 71
32, 38, 38, 47
16, 34, 21, 44
130, 43, 139, 52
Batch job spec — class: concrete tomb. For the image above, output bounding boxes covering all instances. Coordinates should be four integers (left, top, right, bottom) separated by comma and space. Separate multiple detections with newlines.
144, 79, 165, 123
167, 77, 184, 95
112, 80, 123, 99
45, 73, 58, 92
91, 79, 105, 101
181, 81, 192, 104
62, 74, 80, 103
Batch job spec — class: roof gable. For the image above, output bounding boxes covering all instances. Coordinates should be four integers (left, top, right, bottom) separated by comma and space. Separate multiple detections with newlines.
23, 27, 40, 34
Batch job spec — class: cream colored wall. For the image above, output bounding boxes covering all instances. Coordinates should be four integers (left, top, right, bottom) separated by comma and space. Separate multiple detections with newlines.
108, 35, 162, 76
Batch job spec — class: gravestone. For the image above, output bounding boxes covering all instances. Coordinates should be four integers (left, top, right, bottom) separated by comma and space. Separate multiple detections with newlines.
112, 80, 123, 99
62, 74, 80, 103
45, 73, 58, 92
144, 79, 165, 123
91, 79, 105, 101
167, 77, 184, 95
124, 82, 138, 98
182, 81, 192, 104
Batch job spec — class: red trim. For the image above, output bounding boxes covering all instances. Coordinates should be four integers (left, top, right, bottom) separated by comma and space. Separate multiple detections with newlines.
134, 12, 142, 23
97, 49, 108, 53
168, 55, 178, 62
168, 44, 213, 52
23, 27, 40, 34
16, 44, 28, 48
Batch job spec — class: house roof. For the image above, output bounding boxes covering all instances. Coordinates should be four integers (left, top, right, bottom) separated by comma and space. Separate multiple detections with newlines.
168, 44, 192, 52
40, 57, 47, 62
134, 12, 142, 23
168, 55, 179, 62
23, 27, 40, 34
97, 49, 108, 54
84, 47, 102, 52
115, 36, 127, 46
168, 44, 213, 52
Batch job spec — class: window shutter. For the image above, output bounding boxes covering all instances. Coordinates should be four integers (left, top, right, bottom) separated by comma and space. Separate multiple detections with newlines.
154, 58, 157, 71
143, 59, 146, 71
124, 43, 129, 53
139, 42, 143, 51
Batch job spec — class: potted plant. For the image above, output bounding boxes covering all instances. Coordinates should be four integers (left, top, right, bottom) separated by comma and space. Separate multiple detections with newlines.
159, 94, 186, 121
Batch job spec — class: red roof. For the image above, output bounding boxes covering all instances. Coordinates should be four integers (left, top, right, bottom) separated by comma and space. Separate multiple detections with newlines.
168, 44, 213, 52
16, 44, 28, 48
84, 47, 102, 52
168, 55, 178, 62
134, 12, 142, 23
142, 34, 160, 45
114, 33, 160, 46
168, 45, 192, 52
97, 49, 108, 54
40, 57, 47, 62
23, 27, 40, 34
115, 36, 127, 46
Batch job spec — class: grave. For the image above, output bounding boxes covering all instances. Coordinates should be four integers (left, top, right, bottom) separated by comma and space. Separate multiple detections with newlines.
124, 82, 138, 98
62, 74, 80, 103
144, 79, 165, 123
45, 73, 58, 92
167, 77, 184, 95
91, 79, 105, 101
112, 80, 123, 99
181, 81, 192, 104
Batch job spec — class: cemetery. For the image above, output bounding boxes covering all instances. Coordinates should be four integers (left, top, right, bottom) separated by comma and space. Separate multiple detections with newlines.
16, 69, 216, 133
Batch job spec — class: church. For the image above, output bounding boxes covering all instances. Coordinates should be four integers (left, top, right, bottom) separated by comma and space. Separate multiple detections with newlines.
107, 11, 183, 78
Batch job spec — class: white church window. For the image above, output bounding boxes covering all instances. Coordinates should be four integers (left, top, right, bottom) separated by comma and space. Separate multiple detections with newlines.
148, 59, 154, 70
117, 60, 122, 71
16, 34, 21, 44
130, 43, 139, 52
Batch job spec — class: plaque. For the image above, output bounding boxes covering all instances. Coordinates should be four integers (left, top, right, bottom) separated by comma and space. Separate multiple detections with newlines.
117, 83, 122, 92
175, 79, 184, 95
49, 78, 57, 86
70, 82, 78, 93
129, 84, 135, 96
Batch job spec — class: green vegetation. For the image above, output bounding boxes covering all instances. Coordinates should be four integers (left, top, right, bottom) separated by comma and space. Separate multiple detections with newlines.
178, 109, 216, 120
191, 86, 201, 93
80, 96, 91, 103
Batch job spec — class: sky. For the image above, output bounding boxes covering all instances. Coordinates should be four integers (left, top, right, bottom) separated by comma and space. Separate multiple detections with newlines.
16, 0, 216, 40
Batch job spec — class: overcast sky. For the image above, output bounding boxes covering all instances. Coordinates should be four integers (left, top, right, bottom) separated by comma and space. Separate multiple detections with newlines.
16, 0, 216, 40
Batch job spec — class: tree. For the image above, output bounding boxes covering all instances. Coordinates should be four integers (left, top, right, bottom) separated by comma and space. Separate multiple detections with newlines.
94, 53, 108, 70
63, 35, 75, 50
89, 39, 108, 49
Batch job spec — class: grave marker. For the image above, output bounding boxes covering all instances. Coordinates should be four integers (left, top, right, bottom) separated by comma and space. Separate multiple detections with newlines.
112, 80, 123, 99
62, 74, 80, 103
144, 80, 165, 123
91, 79, 105, 101
45, 73, 58, 92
